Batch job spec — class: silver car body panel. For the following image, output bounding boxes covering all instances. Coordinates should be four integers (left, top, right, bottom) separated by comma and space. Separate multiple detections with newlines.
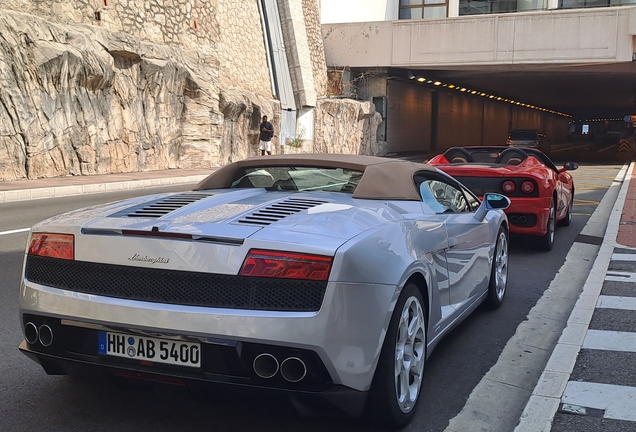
20, 184, 506, 393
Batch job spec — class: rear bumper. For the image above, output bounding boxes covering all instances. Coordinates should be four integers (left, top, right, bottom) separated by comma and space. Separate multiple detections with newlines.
504, 197, 551, 236
19, 340, 367, 417
20, 279, 397, 392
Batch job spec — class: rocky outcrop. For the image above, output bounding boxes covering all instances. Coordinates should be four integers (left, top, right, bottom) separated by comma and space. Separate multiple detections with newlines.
0, 9, 278, 181
314, 99, 384, 156
219, 89, 280, 163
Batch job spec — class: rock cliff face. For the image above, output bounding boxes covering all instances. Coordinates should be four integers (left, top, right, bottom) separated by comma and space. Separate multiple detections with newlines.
0, 10, 279, 181
0, 8, 381, 182
314, 99, 384, 156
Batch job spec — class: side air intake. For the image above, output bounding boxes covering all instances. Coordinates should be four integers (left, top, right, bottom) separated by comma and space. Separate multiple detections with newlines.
109, 192, 216, 218
236, 198, 329, 226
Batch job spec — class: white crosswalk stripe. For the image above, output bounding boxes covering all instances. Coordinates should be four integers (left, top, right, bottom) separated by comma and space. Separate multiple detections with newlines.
612, 253, 636, 261
605, 271, 636, 282
562, 381, 636, 422
583, 329, 636, 352
596, 295, 636, 310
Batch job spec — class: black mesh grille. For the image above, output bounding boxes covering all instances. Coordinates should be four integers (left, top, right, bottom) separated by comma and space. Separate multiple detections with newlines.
109, 192, 216, 218
25, 255, 326, 312
236, 198, 329, 226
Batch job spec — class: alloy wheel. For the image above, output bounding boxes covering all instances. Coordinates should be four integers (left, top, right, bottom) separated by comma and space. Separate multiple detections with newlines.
548, 204, 555, 243
495, 232, 508, 300
394, 296, 426, 413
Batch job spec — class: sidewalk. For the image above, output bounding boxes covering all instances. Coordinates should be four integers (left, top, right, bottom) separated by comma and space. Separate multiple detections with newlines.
0, 168, 215, 203
516, 162, 636, 432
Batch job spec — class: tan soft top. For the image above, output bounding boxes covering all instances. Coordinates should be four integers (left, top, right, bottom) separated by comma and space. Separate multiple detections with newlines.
194, 154, 436, 201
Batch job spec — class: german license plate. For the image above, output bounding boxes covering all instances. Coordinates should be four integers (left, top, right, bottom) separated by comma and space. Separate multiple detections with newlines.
98, 331, 201, 368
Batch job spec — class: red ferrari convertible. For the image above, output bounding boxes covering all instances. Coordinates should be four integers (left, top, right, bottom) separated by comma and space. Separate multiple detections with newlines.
428, 146, 578, 251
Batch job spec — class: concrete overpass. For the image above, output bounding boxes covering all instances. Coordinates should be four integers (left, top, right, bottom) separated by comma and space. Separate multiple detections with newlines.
322, 7, 636, 156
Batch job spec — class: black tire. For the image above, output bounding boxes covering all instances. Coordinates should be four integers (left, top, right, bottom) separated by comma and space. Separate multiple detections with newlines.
558, 194, 573, 227
539, 199, 556, 251
366, 283, 427, 428
486, 227, 508, 309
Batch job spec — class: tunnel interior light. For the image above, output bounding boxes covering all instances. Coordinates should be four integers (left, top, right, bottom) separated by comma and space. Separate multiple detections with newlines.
401, 73, 572, 117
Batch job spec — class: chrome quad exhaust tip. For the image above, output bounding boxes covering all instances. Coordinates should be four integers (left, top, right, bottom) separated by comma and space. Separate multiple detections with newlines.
280, 357, 307, 383
38, 324, 54, 347
253, 353, 279, 379
24, 322, 39, 344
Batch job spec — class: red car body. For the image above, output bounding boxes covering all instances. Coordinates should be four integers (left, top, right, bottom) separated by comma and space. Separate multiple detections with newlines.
428, 146, 576, 238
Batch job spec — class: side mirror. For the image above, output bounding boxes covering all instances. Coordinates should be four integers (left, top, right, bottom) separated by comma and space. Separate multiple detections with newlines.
559, 161, 579, 173
474, 193, 511, 222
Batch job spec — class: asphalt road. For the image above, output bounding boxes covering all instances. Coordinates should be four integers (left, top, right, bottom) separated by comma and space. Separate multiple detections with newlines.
0, 165, 622, 432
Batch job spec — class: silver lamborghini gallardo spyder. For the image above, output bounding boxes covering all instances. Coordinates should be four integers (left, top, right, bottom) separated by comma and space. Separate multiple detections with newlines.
19, 154, 510, 427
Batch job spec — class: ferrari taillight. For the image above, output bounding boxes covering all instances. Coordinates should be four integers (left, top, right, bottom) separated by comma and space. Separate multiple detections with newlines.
28, 233, 74, 260
240, 249, 332, 281
502, 181, 516, 194
521, 181, 535, 194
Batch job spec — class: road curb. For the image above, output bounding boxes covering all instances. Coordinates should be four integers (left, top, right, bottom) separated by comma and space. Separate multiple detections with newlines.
514, 162, 634, 432
0, 175, 209, 203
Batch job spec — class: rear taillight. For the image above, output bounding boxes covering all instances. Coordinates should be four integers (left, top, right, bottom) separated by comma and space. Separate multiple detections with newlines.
240, 249, 332, 281
506, 139, 512, 145
521, 181, 535, 194
502, 181, 516, 194
28, 233, 74, 260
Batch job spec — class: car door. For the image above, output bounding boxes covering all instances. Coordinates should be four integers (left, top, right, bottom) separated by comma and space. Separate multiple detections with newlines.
419, 173, 493, 313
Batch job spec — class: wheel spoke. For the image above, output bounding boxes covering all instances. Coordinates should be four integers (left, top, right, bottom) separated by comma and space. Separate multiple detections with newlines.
393, 295, 426, 413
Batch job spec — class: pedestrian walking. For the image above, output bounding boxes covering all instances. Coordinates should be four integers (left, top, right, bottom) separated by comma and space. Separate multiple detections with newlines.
259, 115, 274, 156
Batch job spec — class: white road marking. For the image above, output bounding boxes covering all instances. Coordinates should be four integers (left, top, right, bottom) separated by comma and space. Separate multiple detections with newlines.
562, 381, 636, 422
0, 228, 30, 236
606, 271, 636, 282
613, 253, 636, 261
597, 295, 636, 310
583, 329, 636, 353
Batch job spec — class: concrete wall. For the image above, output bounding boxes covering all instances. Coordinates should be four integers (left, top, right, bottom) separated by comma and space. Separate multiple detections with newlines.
302, 0, 328, 96
1, 0, 220, 53
217, 0, 273, 97
383, 81, 568, 153
385, 80, 433, 153
320, 0, 398, 24
437, 92, 484, 148
323, 7, 636, 68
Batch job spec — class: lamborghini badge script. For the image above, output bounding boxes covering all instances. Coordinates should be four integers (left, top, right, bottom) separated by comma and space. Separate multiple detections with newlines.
128, 254, 170, 264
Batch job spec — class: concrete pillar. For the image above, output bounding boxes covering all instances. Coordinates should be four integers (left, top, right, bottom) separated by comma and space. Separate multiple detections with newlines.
448, 0, 460, 17
278, 0, 318, 108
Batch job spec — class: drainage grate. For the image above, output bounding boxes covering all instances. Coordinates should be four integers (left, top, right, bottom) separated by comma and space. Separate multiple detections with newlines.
236, 197, 330, 226
109, 192, 216, 218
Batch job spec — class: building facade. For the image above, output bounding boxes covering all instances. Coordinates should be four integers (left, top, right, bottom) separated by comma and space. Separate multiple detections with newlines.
321, 0, 636, 155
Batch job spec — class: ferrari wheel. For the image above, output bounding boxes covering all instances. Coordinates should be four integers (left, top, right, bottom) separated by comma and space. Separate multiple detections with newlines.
539, 199, 556, 251
367, 283, 426, 428
486, 227, 508, 309
559, 195, 573, 227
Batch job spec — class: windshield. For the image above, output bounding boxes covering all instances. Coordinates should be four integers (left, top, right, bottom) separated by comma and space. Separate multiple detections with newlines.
509, 130, 538, 140
230, 166, 364, 193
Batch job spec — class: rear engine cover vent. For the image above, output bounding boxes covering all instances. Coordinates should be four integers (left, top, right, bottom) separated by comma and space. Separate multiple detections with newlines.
109, 192, 216, 218
237, 197, 329, 226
